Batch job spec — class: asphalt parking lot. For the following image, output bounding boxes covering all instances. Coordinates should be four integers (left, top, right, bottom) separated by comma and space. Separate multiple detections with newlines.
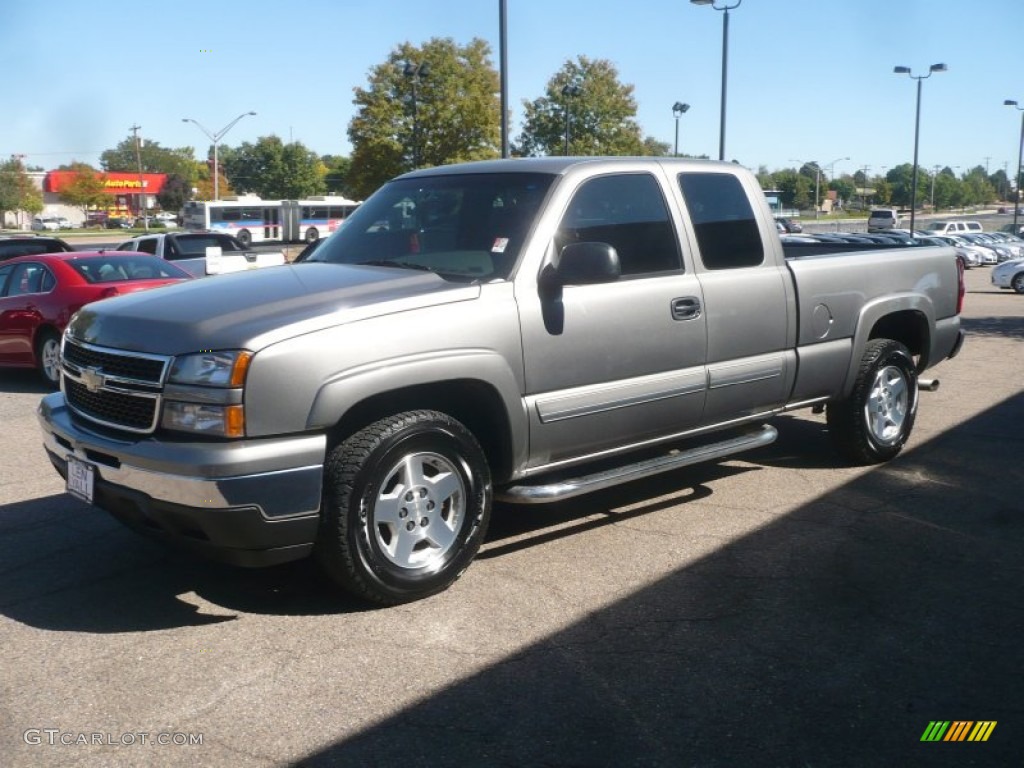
1, 267, 1021, 767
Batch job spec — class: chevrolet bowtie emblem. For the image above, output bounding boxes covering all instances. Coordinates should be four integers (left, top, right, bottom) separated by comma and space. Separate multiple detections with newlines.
80, 367, 105, 393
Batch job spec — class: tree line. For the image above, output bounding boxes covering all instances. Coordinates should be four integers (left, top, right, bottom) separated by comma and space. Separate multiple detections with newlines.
760, 163, 1011, 213
3, 36, 1017, 226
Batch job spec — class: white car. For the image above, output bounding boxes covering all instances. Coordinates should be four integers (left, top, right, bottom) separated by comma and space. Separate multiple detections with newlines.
30, 217, 61, 232
991, 258, 1024, 293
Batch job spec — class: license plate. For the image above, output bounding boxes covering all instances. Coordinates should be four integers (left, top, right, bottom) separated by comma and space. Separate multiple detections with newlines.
66, 455, 95, 504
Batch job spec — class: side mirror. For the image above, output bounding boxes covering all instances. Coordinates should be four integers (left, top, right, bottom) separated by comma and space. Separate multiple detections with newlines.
541, 241, 621, 293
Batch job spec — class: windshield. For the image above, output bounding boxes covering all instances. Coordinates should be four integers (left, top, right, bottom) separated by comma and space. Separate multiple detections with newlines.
308, 172, 555, 281
174, 234, 246, 256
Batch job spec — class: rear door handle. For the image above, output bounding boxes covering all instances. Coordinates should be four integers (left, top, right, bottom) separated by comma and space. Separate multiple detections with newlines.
671, 296, 702, 321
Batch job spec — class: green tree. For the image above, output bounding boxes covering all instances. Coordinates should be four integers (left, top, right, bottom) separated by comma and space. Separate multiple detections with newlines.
157, 173, 192, 212
58, 162, 109, 217
0, 157, 40, 227
773, 168, 813, 210
886, 164, 916, 207
321, 155, 355, 197
516, 56, 648, 157
931, 171, 958, 210
961, 165, 995, 207
642, 136, 671, 156
347, 37, 501, 199
989, 168, 1011, 201
221, 136, 325, 199
873, 178, 893, 206
100, 137, 197, 181
829, 176, 856, 208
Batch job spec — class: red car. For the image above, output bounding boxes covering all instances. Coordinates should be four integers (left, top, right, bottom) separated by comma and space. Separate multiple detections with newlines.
0, 251, 192, 387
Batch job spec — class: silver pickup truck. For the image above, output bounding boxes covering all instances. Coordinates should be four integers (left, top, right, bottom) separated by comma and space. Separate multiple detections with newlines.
38, 158, 965, 604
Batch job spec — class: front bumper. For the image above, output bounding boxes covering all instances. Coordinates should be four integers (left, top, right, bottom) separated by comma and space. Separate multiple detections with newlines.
38, 392, 326, 567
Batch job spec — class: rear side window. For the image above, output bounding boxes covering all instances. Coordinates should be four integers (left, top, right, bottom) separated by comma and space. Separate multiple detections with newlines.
678, 172, 764, 269
555, 173, 681, 276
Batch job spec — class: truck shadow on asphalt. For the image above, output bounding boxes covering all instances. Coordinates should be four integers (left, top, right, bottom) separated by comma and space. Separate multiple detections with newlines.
300, 391, 1024, 767
959, 314, 1024, 340
0, 414, 886, 632
0, 369, 50, 394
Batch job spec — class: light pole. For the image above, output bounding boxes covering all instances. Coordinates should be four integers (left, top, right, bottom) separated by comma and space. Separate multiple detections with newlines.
929, 164, 942, 210
823, 156, 848, 215
130, 124, 147, 231
1004, 99, 1024, 234
893, 63, 946, 233
691, 0, 741, 161
182, 111, 256, 201
672, 102, 690, 157
562, 82, 581, 155
403, 62, 431, 168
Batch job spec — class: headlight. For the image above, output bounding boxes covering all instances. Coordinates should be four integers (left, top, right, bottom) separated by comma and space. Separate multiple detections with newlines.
163, 350, 252, 437
162, 402, 245, 437
169, 350, 252, 387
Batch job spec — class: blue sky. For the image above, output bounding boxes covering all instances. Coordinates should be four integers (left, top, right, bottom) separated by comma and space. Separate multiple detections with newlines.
3, 0, 1023, 180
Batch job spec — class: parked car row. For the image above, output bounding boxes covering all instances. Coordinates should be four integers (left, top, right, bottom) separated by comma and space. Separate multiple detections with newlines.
0, 251, 192, 386
782, 227, 1024, 271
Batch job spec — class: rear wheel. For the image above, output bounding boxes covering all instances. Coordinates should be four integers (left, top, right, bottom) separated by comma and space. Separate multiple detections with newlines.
827, 339, 918, 464
315, 410, 492, 605
236, 229, 252, 248
305, 227, 319, 243
35, 330, 61, 389
1012, 272, 1024, 294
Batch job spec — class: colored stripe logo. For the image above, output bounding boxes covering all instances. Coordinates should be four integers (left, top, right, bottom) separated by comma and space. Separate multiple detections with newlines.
921, 721, 996, 742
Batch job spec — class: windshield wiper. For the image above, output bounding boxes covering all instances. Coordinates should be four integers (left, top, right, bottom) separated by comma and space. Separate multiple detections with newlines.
358, 259, 433, 272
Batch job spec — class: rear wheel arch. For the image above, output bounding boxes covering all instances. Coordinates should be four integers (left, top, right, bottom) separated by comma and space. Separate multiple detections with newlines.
868, 310, 929, 367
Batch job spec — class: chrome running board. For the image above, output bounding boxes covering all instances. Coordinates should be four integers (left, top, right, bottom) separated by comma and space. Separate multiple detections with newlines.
496, 424, 777, 504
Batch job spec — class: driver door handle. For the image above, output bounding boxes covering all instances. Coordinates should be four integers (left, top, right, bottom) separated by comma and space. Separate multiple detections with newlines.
671, 296, 702, 321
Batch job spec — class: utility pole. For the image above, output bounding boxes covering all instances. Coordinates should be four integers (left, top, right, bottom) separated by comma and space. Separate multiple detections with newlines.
130, 124, 148, 231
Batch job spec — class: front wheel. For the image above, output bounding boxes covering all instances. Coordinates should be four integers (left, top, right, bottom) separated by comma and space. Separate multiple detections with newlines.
315, 410, 492, 605
1012, 272, 1024, 294
236, 229, 252, 248
826, 339, 918, 464
305, 227, 319, 243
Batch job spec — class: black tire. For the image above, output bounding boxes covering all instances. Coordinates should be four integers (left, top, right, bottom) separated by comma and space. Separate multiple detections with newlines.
315, 410, 492, 605
826, 339, 918, 464
305, 227, 319, 243
236, 229, 252, 248
1012, 272, 1024, 294
35, 330, 62, 389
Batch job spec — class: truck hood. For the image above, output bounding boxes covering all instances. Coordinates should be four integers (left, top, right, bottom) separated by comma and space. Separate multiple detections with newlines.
65, 264, 480, 354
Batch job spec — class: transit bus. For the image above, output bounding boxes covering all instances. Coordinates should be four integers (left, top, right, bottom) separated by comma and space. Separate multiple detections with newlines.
182, 196, 361, 246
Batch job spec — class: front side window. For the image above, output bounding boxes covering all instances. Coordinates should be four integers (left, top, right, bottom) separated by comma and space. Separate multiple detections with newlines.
678, 172, 764, 270
554, 173, 681, 276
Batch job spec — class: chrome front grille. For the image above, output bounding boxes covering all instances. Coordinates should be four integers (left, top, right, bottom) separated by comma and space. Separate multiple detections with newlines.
63, 341, 166, 383
61, 338, 170, 434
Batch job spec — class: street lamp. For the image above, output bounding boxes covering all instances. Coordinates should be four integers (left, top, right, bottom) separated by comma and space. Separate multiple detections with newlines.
799, 156, 848, 220
672, 102, 690, 157
1004, 99, 1024, 234
182, 111, 257, 201
403, 62, 431, 168
562, 82, 581, 156
690, 0, 742, 161
929, 164, 942, 210
893, 62, 947, 233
